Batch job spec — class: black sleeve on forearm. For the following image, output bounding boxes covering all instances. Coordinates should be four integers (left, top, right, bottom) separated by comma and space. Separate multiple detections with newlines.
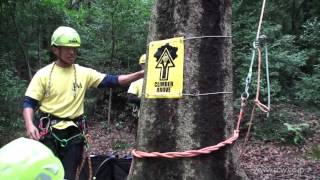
127, 93, 141, 106
97, 75, 120, 88
23, 96, 39, 110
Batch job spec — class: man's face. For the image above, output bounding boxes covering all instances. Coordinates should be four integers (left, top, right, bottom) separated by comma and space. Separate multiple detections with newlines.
53, 46, 78, 67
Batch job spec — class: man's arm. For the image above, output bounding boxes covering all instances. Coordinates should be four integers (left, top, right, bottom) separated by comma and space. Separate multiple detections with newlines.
23, 96, 40, 140
118, 70, 144, 86
98, 70, 144, 88
127, 93, 141, 105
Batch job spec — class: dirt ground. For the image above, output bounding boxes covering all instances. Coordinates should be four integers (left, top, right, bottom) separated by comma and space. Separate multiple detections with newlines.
87, 104, 320, 180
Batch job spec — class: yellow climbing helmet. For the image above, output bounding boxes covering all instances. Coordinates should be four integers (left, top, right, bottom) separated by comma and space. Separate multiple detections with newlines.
139, 54, 146, 64
51, 26, 81, 47
0, 137, 64, 180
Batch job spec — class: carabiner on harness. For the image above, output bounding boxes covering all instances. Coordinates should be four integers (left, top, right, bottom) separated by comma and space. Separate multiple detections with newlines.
38, 116, 51, 138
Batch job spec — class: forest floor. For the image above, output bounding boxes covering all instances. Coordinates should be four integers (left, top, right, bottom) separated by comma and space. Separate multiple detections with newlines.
87, 104, 320, 180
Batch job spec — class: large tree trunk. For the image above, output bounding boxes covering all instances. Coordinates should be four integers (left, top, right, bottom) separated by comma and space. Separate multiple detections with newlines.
128, 0, 247, 179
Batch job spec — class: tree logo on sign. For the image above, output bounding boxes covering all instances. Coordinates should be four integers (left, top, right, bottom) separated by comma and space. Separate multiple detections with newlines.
154, 43, 178, 80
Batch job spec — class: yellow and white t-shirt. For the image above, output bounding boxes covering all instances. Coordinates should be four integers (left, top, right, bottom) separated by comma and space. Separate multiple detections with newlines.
25, 63, 105, 119
127, 78, 143, 98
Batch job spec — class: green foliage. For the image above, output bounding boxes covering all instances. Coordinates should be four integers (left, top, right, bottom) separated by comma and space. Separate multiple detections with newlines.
75, 0, 152, 74
294, 66, 320, 105
300, 18, 320, 48
311, 145, 320, 160
268, 35, 308, 100
233, 0, 320, 107
0, 59, 27, 98
0, 57, 27, 146
294, 18, 320, 106
251, 118, 283, 142
252, 104, 312, 146
112, 139, 130, 150
252, 111, 287, 142
281, 123, 310, 145
253, 119, 311, 145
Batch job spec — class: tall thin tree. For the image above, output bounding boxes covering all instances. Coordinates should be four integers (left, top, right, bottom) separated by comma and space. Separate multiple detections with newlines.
128, 0, 247, 179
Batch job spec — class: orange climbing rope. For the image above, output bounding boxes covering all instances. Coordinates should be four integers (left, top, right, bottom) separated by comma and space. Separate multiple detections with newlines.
132, 130, 239, 158
132, 96, 247, 158
241, 44, 270, 152
254, 47, 270, 113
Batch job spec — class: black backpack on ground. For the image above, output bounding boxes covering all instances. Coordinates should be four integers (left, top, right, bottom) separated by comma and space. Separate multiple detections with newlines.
80, 154, 132, 180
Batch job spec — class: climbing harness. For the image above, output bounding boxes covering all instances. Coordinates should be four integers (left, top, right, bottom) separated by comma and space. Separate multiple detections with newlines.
131, 105, 140, 118
37, 113, 93, 179
38, 113, 86, 139
38, 116, 51, 138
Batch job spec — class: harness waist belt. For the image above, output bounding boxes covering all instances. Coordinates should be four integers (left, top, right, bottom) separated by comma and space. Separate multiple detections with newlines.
40, 112, 83, 125
39, 112, 86, 131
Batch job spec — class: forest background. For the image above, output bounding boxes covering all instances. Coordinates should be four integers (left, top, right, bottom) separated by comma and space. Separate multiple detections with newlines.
0, 0, 319, 160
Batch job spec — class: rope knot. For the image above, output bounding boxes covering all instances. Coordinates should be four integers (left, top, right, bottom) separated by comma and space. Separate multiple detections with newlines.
253, 34, 268, 49
191, 89, 200, 96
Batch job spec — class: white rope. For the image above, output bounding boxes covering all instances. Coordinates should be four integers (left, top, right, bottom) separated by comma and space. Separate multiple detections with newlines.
256, 0, 267, 39
184, 35, 232, 41
183, 91, 232, 96
143, 91, 232, 97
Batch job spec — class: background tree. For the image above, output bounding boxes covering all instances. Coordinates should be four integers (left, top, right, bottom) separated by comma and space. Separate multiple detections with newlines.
128, 0, 247, 179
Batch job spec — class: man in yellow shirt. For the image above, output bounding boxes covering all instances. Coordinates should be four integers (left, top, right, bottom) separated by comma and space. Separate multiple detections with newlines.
22, 26, 144, 180
127, 54, 145, 107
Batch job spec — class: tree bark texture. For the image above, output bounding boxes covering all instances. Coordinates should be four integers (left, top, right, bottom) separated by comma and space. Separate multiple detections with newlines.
129, 0, 247, 179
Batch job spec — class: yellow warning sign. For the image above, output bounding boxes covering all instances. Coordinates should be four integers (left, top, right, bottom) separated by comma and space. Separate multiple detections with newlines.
145, 37, 184, 98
